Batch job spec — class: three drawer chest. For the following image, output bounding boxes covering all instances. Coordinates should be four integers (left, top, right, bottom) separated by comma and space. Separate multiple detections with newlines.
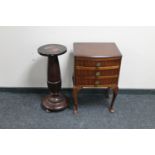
72, 42, 122, 113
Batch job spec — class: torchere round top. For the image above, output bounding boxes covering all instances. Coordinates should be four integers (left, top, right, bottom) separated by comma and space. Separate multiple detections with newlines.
38, 44, 67, 56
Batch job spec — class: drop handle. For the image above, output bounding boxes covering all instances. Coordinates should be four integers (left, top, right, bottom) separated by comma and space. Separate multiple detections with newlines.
96, 62, 101, 67
95, 72, 101, 76
95, 81, 100, 85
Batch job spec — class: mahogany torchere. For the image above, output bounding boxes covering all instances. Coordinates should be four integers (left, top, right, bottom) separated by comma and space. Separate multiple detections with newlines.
38, 44, 68, 112
73, 43, 122, 113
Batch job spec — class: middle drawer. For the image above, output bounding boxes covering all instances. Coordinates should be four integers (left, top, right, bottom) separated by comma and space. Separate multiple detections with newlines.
75, 67, 119, 77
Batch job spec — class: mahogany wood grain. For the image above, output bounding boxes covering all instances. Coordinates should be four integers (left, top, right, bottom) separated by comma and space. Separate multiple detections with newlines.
74, 42, 122, 58
73, 42, 122, 113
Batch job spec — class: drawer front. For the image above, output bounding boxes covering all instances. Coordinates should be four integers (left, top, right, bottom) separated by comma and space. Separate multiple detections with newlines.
75, 58, 120, 67
75, 77, 118, 86
76, 68, 119, 77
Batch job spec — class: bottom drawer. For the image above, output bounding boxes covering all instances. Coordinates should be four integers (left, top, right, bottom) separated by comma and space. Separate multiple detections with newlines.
75, 77, 118, 86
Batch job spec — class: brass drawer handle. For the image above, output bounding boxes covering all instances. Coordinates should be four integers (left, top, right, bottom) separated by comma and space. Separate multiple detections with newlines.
95, 72, 101, 76
96, 62, 101, 67
95, 81, 100, 85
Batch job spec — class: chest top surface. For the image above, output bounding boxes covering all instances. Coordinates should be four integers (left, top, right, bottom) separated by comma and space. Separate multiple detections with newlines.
74, 42, 122, 58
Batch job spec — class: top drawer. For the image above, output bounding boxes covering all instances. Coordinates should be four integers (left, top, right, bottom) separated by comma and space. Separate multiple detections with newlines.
75, 57, 121, 67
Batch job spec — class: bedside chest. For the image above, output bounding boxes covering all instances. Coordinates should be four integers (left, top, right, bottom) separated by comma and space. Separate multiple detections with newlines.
72, 42, 122, 113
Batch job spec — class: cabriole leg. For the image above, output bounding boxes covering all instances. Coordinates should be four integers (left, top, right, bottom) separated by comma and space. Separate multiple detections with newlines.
109, 86, 118, 113
72, 86, 81, 114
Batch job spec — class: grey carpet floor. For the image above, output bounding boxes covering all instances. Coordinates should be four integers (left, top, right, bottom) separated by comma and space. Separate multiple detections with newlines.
0, 90, 155, 129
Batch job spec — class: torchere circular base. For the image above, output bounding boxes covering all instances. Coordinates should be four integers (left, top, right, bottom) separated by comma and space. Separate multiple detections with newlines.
41, 93, 68, 112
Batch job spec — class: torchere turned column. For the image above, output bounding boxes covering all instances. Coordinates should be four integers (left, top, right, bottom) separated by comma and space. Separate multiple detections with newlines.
38, 44, 68, 112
